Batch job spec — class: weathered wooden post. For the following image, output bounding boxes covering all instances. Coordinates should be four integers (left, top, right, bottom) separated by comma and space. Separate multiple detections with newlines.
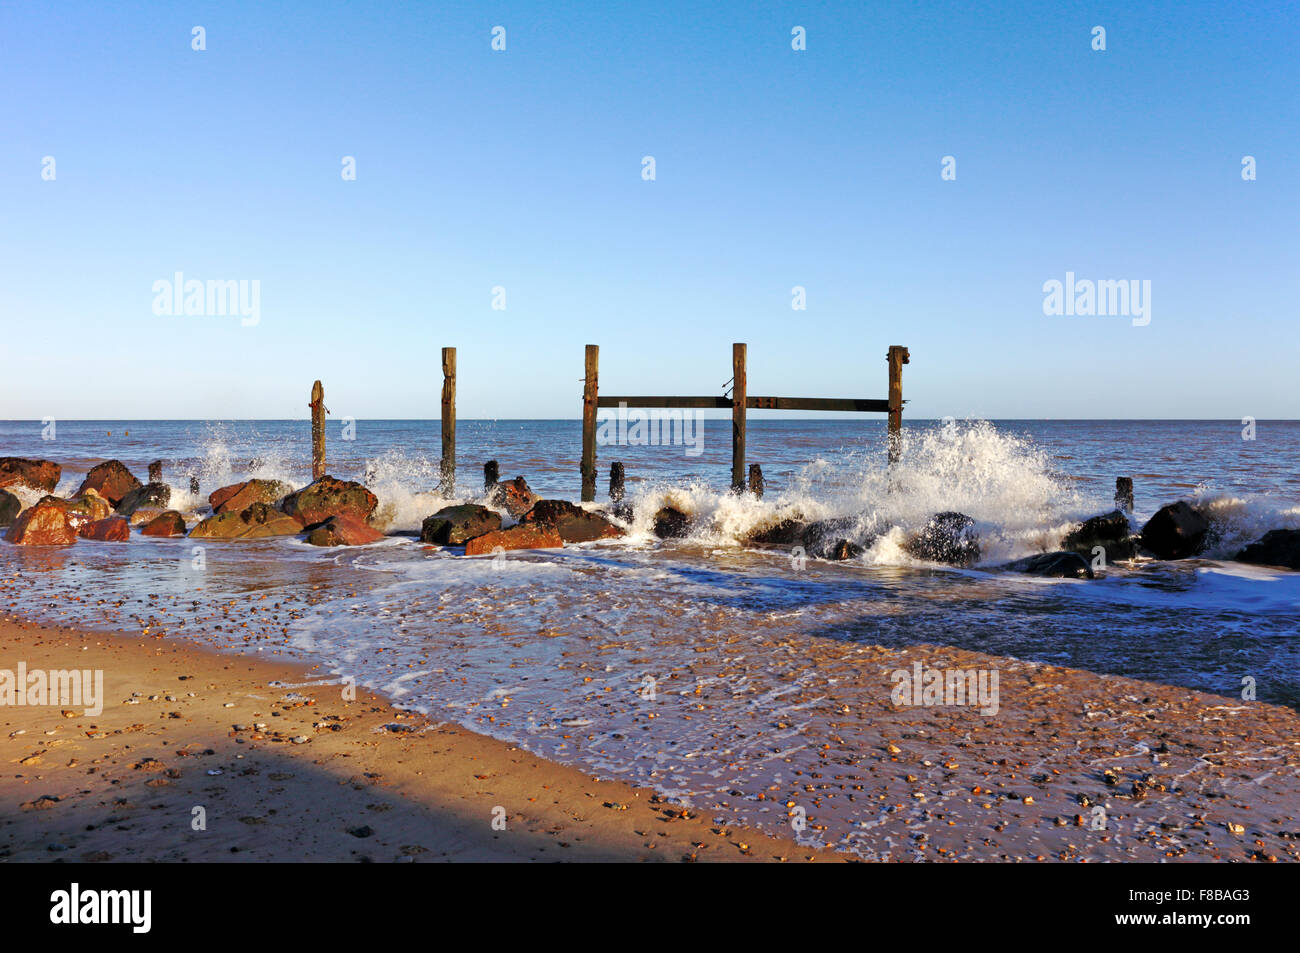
887, 345, 909, 464
731, 343, 747, 492
581, 344, 599, 502
484, 460, 499, 489
609, 462, 625, 503
748, 463, 764, 498
148, 460, 162, 483
1115, 476, 1134, 512
189, 476, 200, 495
439, 348, 457, 493
310, 380, 326, 481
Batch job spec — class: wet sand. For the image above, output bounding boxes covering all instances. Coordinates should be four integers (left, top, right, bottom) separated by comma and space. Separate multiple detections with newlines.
2, 605, 1299, 863
0, 616, 836, 863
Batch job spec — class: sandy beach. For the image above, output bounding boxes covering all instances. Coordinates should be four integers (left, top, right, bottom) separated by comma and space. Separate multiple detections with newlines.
0, 614, 838, 863
3, 604, 1299, 863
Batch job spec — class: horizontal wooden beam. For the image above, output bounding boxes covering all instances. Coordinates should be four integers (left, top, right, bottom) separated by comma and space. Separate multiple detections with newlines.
598, 396, 731, 409
747, 396, 891, 413
597, 395, 893, 413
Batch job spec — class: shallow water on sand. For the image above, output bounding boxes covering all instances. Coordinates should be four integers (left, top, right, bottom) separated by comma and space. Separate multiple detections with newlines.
3, 418, 1299, 856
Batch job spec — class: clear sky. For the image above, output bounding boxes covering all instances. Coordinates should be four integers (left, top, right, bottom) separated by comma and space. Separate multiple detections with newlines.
2, 0, 1296, 421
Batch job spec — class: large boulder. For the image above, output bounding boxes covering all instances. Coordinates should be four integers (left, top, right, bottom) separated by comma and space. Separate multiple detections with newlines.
4, 496, 77, 545
190, 502, 304, 540
209, 479, 292, 515
0, 490, 21, 528
1235, 529, 1300, 571
79, 516, 131, 542
140, 511, 188, 538
652, 506, 691, 539
421, 504, 501, 545
65, 488, 114, 530
76, 460, 141, 506
305, 514, 385, 547
0, 458, 61, 493
280, 476, 377, 527
906, 512, 981, 566
1001, 551, 1094, 579
803, 519, 868, 560
464, 524, 564, 556
521, 499, 624, 543
745, 518, 807, 547
116, 482, 171, 517
1062, 510, 1133, 559
487, 476, 538, 518
1140, 501, 1210, 560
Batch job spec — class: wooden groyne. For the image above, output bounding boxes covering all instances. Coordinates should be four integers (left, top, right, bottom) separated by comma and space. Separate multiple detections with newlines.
307, 342, 911, 501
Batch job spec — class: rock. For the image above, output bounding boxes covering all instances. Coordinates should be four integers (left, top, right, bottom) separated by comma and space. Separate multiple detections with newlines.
521, 499, 625, 543
189, 502, 304, 539
825, 538, 865, 561
116, 481, 171, 517
0, 490, 20, 528
1235, 529, 1300, 570
1001, 551, 1094, 578
64, 488, 114, 531
280, 475, 377, 527
209, 479, 292, 515
79, 516, 131, 542
652, 506, 691, 539
1140, 501, 1210, 559
803, 519, 865, 560
0, 458, 62, 493
4, 496, 77, 545
464, 524, 565, 556
1062, 509, 1134, 559
128, 508, 168, 526
420, 504, 501, 545
487, 476, 538, 518
74, 460, 143, 504
140, 511, 188, 537
745, 518, 807, 547
75, 460, 142, 506
305, 514, 385, 547
906, 512, 981, 566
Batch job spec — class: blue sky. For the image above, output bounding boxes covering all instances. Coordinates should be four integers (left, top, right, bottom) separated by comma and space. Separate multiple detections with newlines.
2, 0, 1296, 420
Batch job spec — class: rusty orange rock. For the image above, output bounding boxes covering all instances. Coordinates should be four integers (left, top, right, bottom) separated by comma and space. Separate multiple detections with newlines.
464, 524, 564, 556
208, 479, 291, 515
140, 511, 188, 537
0, 458, 62, 493
76, 460, 142, 506
305, 514, 384, 547
79, 516, 131, 542
5, 496, 77, 545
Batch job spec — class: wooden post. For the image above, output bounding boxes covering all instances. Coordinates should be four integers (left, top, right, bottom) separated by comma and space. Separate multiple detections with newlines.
440, 347, 456, 493
1115, 476, 1134, 512
581, 344, 599, 502
748, 463, 764, 498
310, 380, 326, 481
731, 343, 747, 492
189, 476, 200, 495
148, 460, 162, 483
887, 345, 909, 464
609, 462, 625, 503
484, 460, 499, 489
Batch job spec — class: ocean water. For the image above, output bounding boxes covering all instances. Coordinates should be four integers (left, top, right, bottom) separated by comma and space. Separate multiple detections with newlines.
3, 418, 1299, 854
